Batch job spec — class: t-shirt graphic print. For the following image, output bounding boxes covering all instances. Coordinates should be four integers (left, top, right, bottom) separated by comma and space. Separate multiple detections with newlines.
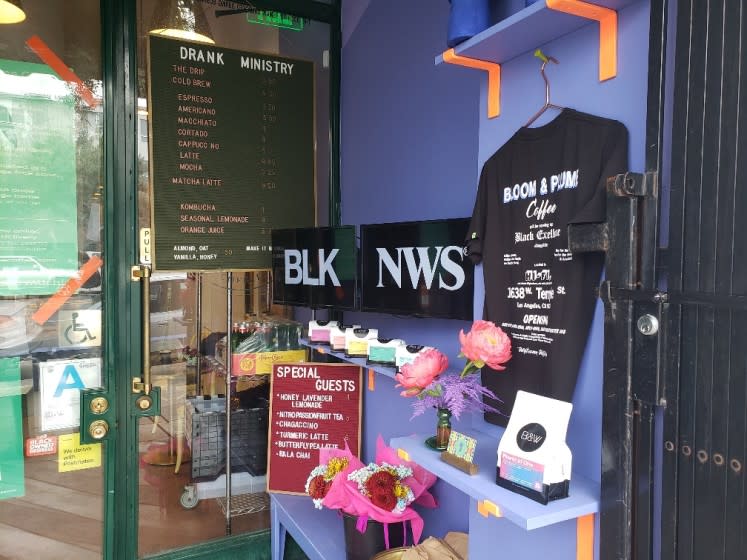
466, 109, 628, 426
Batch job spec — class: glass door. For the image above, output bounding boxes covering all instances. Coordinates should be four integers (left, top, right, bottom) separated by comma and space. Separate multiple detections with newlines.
133, 1, 334, 556
0, 1, 106, 558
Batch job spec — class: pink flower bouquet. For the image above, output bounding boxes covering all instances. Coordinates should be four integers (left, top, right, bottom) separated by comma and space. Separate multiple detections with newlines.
400, 320, 512, 419
306, 436, 437, 544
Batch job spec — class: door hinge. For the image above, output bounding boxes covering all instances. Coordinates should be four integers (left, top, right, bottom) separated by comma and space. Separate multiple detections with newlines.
131, 264, 151, 282
597, 282, 669, 304
132, 376, 151, 394
608, 171, 658, 198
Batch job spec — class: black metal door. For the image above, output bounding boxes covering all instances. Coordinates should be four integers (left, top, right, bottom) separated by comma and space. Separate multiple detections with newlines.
588, 1, 747, 559
661, 0, 747, 558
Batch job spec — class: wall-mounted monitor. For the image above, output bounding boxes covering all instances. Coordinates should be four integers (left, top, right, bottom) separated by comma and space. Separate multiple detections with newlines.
360, 218, 474, 320
271, 226, 357, 309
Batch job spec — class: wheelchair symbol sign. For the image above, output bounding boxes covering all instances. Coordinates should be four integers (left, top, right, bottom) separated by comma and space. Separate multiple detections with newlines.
57, 310, 101, 348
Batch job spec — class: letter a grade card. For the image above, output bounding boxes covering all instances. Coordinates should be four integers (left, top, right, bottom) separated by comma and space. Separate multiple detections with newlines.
267, 363, 362, 494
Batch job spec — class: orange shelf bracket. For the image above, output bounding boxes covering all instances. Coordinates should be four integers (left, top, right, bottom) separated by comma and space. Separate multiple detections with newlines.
442, 49, 501, 118
367, 369, 376, 391
546, 0, 617, 81
477, 499, 503, 518
576, 514, 594, 560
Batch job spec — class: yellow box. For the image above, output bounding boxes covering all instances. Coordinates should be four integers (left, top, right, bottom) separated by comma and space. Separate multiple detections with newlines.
231, 349, 307, 376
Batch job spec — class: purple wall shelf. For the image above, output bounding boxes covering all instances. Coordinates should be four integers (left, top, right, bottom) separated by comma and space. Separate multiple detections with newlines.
271, 493, 345, 560
391, 431, 599, 531
435, 0, 639, 67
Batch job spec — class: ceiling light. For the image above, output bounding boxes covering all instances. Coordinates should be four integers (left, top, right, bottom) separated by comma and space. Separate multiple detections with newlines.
0, 0, 26, 24
150, 0, 214, 44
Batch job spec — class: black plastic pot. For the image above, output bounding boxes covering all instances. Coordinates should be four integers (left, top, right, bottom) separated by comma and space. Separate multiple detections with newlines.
342, 513, 406, 560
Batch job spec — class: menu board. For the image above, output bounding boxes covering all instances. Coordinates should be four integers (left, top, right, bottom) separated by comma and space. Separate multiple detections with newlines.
267, 363, 362, 494
0, 60, 78, 296
147, 36, 315, 271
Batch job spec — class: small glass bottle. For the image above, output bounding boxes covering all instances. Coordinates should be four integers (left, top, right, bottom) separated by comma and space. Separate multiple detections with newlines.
435, 407, 452, 451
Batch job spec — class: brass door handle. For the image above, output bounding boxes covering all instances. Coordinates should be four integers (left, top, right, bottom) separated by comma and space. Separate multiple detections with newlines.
88, 419, 109, 440
131, 262, 152, 395
90, 396, 109, 414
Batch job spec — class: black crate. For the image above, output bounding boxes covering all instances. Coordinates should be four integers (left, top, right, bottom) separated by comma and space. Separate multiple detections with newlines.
186, 396, 269, 480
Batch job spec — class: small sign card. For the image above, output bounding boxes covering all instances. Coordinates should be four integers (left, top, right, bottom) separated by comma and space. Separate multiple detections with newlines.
440, 430, 479, 475
25, 434, 58, 457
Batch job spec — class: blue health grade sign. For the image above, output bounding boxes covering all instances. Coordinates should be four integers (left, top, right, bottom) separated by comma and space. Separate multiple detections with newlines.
39, 358, 102, 431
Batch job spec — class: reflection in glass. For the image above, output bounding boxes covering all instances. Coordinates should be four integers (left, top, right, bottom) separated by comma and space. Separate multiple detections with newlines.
0, 2, 104, 558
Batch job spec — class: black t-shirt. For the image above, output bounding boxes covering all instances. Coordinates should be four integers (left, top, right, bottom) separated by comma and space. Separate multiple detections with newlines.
466, 109, 628, 426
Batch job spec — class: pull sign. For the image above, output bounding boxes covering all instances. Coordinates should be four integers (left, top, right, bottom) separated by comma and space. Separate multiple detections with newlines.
139, 228, 152, 265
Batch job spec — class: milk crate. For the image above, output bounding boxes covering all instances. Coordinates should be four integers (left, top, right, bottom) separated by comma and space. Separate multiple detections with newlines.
185, 396, 269, 480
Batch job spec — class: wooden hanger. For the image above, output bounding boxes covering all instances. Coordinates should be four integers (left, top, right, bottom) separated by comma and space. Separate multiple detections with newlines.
524, 49, 564, 127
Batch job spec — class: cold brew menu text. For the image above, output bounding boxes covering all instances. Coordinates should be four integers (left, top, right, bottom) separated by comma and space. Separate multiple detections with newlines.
267, 363, 362, 494
147, 36, 315, 271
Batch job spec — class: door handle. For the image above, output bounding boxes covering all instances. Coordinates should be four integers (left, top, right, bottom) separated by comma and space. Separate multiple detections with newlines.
131, 264, 152, 397
80, 388, 114, 444
131, 259, 161, 418
88, 419, 109, 440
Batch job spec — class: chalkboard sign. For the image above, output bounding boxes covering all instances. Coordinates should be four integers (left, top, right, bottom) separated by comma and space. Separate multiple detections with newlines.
147, 36, 315, 271
267, 363, 362, 494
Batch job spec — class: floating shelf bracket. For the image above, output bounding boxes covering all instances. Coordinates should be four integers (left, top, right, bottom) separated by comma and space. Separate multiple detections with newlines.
477, 499, 503, 518
576, 514, 594, 560
546, 0, 618, 81
442, 49, 501, 118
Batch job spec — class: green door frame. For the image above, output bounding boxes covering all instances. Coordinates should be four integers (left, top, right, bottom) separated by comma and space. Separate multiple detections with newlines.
99, 1, 341, 558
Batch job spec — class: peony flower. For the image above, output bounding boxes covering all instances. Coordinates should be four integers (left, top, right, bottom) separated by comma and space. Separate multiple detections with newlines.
395, 348, 449, 396
400, 323, 512, 420
459, 320, 512, 373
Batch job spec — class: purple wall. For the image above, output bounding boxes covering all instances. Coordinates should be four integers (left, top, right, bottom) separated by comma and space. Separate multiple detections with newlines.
340, 0, 481, 539
340, 0, 652, 553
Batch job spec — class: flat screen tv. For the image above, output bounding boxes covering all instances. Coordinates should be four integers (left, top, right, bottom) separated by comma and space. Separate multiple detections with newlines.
271, 226, 357, 309
360, 218, 474, 320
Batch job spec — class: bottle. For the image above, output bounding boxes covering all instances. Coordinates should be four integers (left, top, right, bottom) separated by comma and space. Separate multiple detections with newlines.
230, 322, 240, 352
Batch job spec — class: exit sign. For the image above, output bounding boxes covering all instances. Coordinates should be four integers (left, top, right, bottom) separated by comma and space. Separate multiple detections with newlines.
247, 10, 304, 31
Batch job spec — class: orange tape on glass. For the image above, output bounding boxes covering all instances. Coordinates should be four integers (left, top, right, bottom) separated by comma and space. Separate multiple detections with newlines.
31, 256, 103, 326
26, 35, 100, 108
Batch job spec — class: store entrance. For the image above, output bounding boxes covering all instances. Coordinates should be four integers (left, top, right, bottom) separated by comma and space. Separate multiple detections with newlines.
133, 1, 332, 557
0, 1, 336, 559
